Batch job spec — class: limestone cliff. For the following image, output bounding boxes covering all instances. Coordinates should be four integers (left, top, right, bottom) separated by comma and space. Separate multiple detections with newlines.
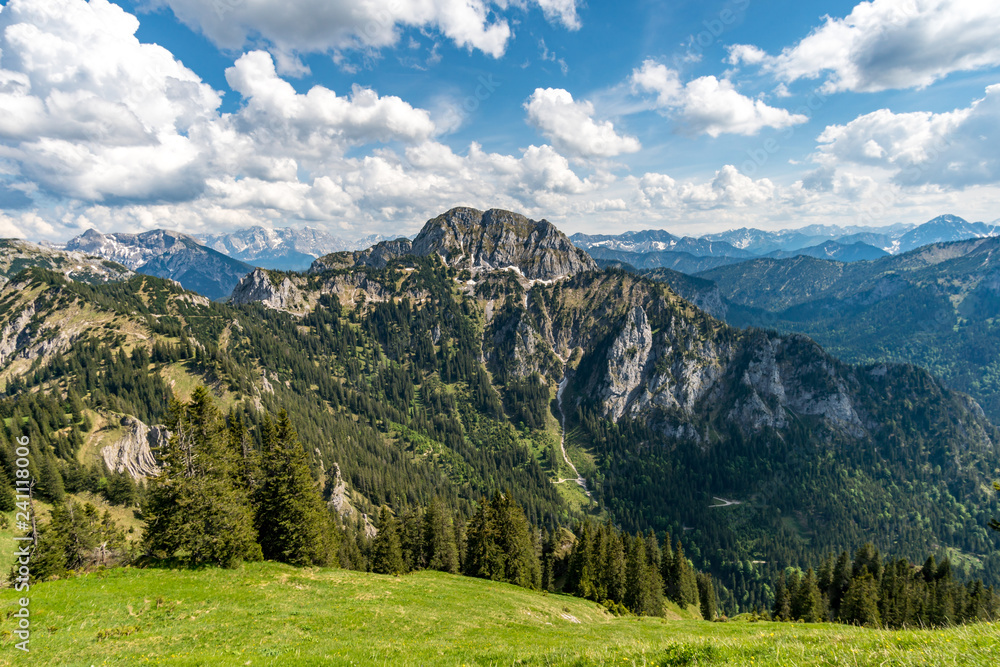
230, 268, 305, 311
101, 415, 166, 481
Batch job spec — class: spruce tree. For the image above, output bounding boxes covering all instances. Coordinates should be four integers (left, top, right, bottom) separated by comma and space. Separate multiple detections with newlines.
829, 551, 852, 616
227, 410, 259, 496
0, 465, 15, 512
371, 506, 405, 575
625, 533, 650, 614
422, 499, 459, 573
567, 521, 596, 599
773, 572, 792, 621
602, 530, 627, 605
667, 539, 699, 608
464, 495, 502, 580
143, 388, 262, 568
792, 568, 825, 622
697, 572, 717, 620
841, 567, 881, 626
399, 506, 425, 572
255, 411, 335, 566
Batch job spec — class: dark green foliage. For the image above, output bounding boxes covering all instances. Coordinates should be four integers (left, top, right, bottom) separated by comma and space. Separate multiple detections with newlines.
23, 501, 129, 582
992, 482, 1000, 533
104, 470, 139, 507
774, 543, 1000, 628
142, 388, 262, 568
464, 491, 540, 589
255, 411, 336, 566
697, 572, 717, 620
422, 499, 459, 574
664, 538, 699, 609
0, 464, 15, 512
841, 567, 881, 626
371, 506, 405, 575
772, 573, 792, 621
791, 568, 825, 622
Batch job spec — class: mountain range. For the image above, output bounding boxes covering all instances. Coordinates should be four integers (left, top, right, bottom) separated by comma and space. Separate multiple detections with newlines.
64, 229, 253, 301
5, 206, 997, 612
573, 215, 1000, 272
196, 227, 394, 271
678, 236, 1000, 424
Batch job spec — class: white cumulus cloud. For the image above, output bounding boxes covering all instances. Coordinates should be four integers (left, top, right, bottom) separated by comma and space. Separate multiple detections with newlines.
630, 60, 807, 137
0, 0, 222, 201
145, 0, 582, 68
636, 165, 776, 209
813, 85, 1000, 187
728, 0, 1000, 93
524, 88, 640, 158
226, 51, 437, 159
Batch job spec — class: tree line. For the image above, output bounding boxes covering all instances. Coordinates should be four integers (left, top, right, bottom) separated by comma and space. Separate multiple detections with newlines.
771, 543, 1000, 628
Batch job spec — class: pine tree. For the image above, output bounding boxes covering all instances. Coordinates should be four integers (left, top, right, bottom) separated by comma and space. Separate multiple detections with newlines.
792, 568, 825, 622
602, 530, 627, 604
371, 505, 405, 575
422, 499, 459, 574
143, 388, 262, 568
0, 464, 15, 512
625, 533, 650, 614
399, 506, 425, 572
567, 521, 597, 599
464, 496, 502, 581
697, 572, 717, 620
227, 410, 259, 496
255, 411, 335, 566
828, 551, 853, 617
841, 567, 881, 626
666, 539, 699, 608
773, 572, 792, 621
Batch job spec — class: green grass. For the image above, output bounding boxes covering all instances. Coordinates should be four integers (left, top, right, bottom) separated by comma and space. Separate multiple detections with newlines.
2, 563, 998, 666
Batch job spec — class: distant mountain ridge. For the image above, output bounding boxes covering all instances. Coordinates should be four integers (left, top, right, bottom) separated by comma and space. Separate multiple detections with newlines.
0, 238, 133, 287
197, 227, 394, 271
621, 235, 1000, 423
65, 229, 252, 300
572, 215, 999, 263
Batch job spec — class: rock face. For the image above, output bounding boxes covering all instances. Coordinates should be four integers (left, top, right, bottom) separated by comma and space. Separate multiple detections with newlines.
481, 271, 991, 448
601, 306, 654, 421
0, 303, 35, 366
411, 207, 597, 280
230, 268, 304, 310
326, 462, 377, 538
355, 238, 414, 269
101, 415, 166, 481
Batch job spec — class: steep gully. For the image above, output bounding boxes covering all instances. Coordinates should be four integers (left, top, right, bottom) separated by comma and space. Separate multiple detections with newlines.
553, 370, 590, 497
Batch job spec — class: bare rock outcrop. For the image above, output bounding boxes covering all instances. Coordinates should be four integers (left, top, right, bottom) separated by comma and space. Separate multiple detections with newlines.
601, 306, 654, 420
230, 268, 304, 311
101, 415, 166, 480
326, 462, 376, 538
411, 207, 597, 280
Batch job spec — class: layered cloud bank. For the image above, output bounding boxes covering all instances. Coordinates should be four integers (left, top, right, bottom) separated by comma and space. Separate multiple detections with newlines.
1, 0, 1000, 240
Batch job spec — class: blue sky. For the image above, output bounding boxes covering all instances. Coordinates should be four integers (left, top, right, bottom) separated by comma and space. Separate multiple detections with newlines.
1, 0, 1000, 241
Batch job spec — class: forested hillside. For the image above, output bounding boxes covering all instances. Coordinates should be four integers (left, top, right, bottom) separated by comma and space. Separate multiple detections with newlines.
2, 208, 999, 616
694, 237, 1000, 423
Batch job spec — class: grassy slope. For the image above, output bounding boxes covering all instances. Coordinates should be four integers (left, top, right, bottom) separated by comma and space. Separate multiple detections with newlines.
1, 563, 998, 666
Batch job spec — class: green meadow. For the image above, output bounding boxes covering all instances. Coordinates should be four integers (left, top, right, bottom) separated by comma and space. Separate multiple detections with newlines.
1, 562, 998, 666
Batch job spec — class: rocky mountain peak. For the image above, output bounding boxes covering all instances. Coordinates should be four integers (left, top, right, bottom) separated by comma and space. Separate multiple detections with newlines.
411, 207, 597, 280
